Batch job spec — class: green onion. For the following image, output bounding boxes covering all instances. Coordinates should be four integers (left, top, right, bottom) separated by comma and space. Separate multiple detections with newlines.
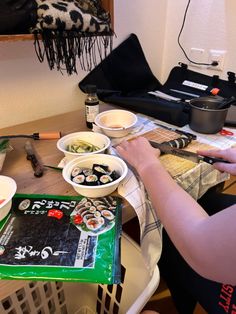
0, 139, 9, 153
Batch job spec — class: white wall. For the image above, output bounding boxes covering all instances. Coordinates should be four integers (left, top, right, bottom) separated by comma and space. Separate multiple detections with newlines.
0, 41, 85, 128
0, 0, 165, 128
1, 0, 236, 128
113, 0, 167, 79
162, 0, 236, 82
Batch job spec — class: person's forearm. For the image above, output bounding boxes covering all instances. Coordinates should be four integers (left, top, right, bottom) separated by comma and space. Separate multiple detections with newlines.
139, 160, 236, 284
116, 138, 236, 283
138, 160, 209, 267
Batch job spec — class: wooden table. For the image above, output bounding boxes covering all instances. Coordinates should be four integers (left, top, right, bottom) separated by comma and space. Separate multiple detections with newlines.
0, 106, 138, 299
0, 106, 136, 221
1, 109, 92, 194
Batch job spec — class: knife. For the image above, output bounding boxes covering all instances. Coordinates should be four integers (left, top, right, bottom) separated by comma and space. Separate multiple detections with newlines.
149, 141, 230, 165
24, 141, 44, 177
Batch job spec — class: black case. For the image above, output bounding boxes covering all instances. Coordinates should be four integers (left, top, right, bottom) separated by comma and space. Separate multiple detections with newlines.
79, 33, 236, 127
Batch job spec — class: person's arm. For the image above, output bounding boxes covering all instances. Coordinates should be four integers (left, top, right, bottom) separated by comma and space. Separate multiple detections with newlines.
117, 138, 236, 284
197, 147, 236, 175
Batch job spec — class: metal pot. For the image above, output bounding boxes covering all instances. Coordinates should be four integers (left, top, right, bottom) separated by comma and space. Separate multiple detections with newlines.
189, 96, 234, 134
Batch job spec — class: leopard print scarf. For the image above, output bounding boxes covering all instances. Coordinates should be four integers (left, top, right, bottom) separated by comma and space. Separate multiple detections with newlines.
32, 0, 113, 74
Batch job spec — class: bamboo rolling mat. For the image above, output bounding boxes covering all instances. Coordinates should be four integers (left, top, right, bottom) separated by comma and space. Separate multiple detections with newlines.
138, 128, 217, 178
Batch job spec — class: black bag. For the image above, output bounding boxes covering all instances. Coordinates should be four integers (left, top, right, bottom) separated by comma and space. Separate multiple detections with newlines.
0, 0, 37, 35
79, 33, 190, 126
160, 64, 236, 127
79, 33, 236, 127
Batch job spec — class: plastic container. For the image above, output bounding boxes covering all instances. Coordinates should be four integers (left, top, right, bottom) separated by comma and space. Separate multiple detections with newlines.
0, 233, 160, 314
62, 154, 128, 198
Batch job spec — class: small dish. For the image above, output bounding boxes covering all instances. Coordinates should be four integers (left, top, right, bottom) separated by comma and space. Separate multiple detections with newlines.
57, 131, 111, 161
94, 109, 138, 138
0, 175, 17, 221
62, 154, 128, 198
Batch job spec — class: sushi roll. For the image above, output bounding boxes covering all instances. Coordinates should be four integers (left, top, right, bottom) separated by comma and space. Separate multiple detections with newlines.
88, 206, 97, 213
71, 167, 82, 177
85, 174, 99, 185
83, 214, 94, 222
109, 170, 120, 181
92, 165, 108, 178
92, 163, 109, 174
97, 204, 108, 211
79, 197, 88, 205
93, 200, 106, 207
72, 174, 85, 184
94, 211, 101, 218
86, 217, 105, 231
81, 210, 92, 217
83, 168, 94, 177
77, 207, 88, 215
107, 196, 117, 206
100, 175, 113, 185
101, 210, 115, 221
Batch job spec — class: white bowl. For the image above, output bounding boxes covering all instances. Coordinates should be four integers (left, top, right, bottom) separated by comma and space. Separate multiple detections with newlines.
62, 154, 128, 198
57, 131, 111, 161
0, 175, 17, 221
94, 109, 138, 138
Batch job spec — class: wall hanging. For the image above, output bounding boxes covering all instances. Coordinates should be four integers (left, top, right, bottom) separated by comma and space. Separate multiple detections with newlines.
0, 0, 113, 75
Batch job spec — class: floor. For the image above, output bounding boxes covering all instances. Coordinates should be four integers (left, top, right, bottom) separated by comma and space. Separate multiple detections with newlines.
123, 175, 236, 314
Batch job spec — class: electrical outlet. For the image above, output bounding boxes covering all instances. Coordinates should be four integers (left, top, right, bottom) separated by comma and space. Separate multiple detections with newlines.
189, 48, 205, 67
208, 49, 227, 71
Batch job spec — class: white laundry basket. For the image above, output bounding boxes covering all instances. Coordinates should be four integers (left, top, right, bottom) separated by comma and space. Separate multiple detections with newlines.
0, 233, 160, 314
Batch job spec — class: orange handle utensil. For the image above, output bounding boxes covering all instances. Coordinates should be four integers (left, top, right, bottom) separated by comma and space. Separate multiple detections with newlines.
0, 132, 61, 140
33, 132, 61, 140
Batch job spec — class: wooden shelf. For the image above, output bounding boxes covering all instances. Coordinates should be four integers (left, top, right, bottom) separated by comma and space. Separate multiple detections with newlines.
0, 34, 34, 42
0, 0, 113, 42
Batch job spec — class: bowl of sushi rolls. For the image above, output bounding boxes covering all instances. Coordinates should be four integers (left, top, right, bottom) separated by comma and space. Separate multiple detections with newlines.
62, 154, 128, 197
57, 131, 111, 161
94, 109, 138, 138
0, 175, 17, 221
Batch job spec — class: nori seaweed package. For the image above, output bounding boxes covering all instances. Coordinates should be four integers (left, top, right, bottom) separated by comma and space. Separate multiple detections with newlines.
0, 194, 122, 284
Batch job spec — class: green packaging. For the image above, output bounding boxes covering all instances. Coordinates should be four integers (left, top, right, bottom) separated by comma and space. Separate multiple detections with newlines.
0, 194, 122, 284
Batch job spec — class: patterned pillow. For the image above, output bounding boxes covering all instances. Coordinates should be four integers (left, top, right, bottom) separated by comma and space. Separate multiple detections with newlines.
75, 0, 110, 21
35, 0, 110, 32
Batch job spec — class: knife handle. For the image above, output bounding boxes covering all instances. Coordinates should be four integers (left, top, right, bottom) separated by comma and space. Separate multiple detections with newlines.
27, 154, 44, 177
33, 132, 61, 140
201, 156, 230, 165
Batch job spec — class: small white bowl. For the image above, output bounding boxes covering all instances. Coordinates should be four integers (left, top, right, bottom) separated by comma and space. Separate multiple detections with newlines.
0, 175, 17, 221
57, 131, 111, 161
94, 109, 138, 138
62, 154, 128, 198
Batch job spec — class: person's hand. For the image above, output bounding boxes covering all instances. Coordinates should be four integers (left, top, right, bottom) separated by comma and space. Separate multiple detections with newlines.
197, 147, 236, 175
116, 137, 161, 174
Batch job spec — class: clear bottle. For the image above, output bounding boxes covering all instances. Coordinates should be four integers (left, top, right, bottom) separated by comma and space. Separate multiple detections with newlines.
85, 85, 99, 129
